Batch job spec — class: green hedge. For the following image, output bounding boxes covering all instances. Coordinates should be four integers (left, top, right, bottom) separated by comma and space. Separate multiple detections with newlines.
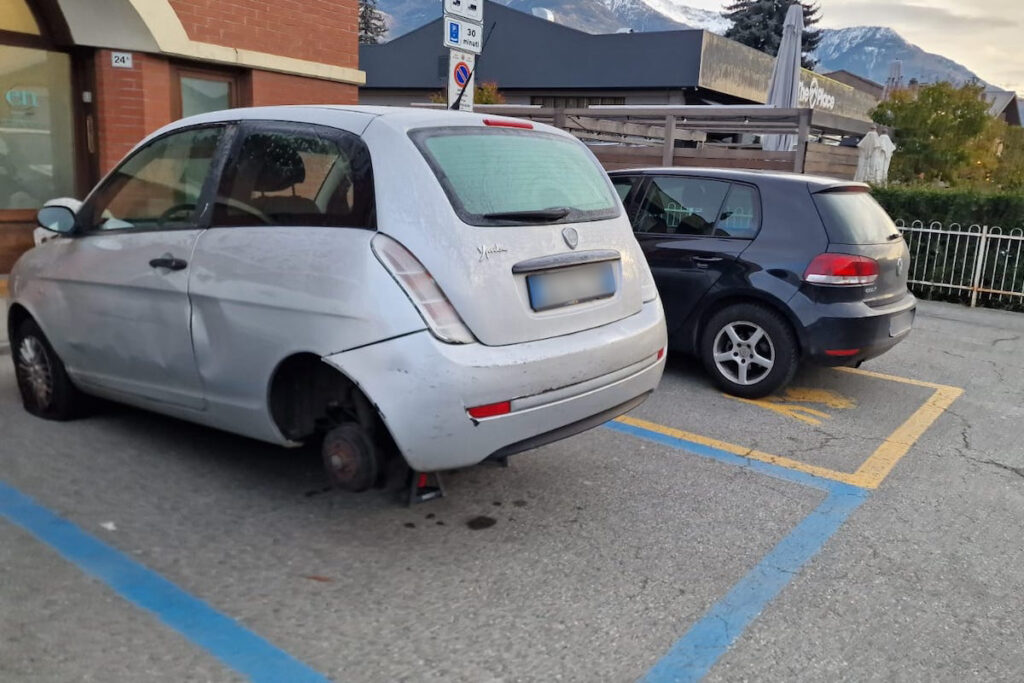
871, 187, 1024, 313
872, 187, 1024, 228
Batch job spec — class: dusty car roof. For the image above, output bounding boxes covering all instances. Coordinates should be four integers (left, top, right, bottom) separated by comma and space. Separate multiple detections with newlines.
150, 105, 564, 140
610, 167, 867, 193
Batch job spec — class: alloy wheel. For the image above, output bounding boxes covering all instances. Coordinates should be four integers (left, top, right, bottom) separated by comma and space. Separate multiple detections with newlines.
17, 336, 53, 408
712, 321, 775, 386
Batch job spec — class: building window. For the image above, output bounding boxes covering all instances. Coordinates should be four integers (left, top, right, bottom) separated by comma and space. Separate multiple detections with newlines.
0, 45, 76, 209
530, 96, 626, 108
173, 67, 244, 119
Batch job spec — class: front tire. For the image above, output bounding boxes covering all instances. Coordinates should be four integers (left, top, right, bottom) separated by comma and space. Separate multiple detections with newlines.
700, 303, 798, 399
12, 318, 83, 420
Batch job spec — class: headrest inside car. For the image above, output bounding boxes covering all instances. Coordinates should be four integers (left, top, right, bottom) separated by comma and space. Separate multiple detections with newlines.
241, 135, 306, 192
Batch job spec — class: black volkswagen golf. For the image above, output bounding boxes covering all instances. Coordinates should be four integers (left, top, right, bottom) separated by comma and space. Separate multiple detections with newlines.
610, 168, 916, 398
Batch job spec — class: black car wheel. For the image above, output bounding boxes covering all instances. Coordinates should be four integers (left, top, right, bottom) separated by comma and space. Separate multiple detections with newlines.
700, 303, 798, 399
12, 318, 83, 420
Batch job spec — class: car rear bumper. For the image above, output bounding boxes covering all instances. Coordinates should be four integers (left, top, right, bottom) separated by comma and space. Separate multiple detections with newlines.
794, 291, 917, 366
322, 300, 667, 471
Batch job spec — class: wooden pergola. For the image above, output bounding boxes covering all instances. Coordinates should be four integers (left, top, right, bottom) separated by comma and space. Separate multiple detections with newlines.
429, 104, 878, 178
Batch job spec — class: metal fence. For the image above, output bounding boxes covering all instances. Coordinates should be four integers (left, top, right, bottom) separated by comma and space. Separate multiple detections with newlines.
895, 220, 1024, 311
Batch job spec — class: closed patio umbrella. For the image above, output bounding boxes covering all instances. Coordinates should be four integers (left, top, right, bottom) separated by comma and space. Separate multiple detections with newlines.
762, 4, 804, 152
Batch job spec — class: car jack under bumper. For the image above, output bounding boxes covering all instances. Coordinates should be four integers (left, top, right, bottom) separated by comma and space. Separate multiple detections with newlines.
405, 470, 445, 506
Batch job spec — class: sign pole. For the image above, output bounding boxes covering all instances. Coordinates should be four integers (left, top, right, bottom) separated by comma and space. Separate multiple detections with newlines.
450, 21, 495, 111
442, 0, 485, 112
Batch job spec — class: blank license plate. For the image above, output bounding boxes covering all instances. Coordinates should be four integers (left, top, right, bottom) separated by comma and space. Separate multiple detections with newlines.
527, 262, 616, 312
889, 309, 914, 337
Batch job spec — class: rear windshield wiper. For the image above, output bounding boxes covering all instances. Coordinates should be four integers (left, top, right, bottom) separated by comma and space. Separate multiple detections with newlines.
886, 233, 902, 241
483, 207, 572, 222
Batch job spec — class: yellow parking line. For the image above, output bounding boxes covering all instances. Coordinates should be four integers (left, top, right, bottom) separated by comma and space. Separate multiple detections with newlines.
618, 369, 964, 490
834, 365, 950, 390
615, 415, 865, 487
851, 383, 964, 487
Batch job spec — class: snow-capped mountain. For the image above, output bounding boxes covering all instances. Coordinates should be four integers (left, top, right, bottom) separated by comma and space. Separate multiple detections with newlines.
633, 0, 730, 33
813, 27, 982, 87
375, 0, 990, 92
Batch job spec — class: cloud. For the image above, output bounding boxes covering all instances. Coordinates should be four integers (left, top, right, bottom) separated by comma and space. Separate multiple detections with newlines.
820, 1, 1014, 31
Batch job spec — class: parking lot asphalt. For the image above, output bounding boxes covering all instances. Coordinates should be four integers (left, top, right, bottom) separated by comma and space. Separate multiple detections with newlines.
2, 299, 1024, 682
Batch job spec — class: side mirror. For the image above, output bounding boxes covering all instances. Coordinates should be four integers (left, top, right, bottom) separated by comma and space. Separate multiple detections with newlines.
37, 205, 76, 234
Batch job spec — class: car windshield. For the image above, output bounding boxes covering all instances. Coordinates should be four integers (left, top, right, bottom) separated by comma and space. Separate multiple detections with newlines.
813, 189, 902, 245
411, 127, 619, 226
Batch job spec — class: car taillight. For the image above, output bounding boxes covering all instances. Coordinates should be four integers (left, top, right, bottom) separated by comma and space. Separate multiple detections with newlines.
371, 234, 475, 344
483, 118, 533, 129
803, 253, 879, 286
640, 263, 659, 303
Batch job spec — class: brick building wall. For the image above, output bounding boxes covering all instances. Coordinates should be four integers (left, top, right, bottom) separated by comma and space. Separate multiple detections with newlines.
169, 0, 359, 67
94, 52, 175, 174
92, 1, 360, 174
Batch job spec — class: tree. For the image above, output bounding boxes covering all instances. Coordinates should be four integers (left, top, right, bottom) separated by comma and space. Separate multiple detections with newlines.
429, 81, 507, 106
993, 127, 1024, 191
724, 1, 822, 69
959, 116, 1006, 188
474, 81, 506, 105
359, 0, 387, 45
871, 82, 991, 183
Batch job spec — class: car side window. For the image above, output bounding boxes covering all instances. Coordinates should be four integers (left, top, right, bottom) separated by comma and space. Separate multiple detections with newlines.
611, 175, 644, 223
634, 176, 731, 236
714, 184, 762, 239
84, 126, 224, 231
612, 177, 635, 202
213, 124, 375, 228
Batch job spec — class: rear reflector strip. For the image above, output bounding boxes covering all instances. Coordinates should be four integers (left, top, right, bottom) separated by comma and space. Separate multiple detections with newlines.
468, 401, 512, 419
825, 349, 860, 357
483, 118, 533, 129
657, 348, 665, 361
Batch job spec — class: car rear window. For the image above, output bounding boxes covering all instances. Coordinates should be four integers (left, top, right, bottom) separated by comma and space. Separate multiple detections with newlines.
411, 127, 619, 226
812, 189, 901, 245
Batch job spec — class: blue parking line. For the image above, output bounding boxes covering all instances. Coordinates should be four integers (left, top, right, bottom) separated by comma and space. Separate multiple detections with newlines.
0, 480, 330, 683
604, 421, 869, 683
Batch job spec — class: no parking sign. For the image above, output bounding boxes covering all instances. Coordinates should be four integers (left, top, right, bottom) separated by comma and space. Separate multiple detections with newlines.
447, 50, 475, 112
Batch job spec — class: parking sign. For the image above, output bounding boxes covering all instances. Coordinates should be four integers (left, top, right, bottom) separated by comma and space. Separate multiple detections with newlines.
447, 50, 475, 112
443, 17, 482, 54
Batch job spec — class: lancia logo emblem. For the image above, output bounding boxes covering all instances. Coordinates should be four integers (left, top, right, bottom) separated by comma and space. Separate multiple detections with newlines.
562, 227, 579, 250
897, 256, 904, 276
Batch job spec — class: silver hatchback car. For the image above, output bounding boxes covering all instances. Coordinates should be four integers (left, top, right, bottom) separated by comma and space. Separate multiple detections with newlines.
8, 106, 666, 490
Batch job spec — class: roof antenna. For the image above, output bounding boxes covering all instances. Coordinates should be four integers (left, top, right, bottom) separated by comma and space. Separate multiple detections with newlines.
450, 21, 497, 111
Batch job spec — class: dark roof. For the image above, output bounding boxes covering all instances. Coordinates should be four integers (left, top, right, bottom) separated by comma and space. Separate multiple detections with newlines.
824, 70, 884, 99
360, 1, 705, 90
984, 89, 1022, 126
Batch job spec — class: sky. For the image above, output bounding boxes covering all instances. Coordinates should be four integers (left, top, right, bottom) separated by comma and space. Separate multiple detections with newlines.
687, 0, 1024, 93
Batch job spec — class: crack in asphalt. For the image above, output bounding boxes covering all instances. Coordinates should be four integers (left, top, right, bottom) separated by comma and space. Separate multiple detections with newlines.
980, 459, 1024, 479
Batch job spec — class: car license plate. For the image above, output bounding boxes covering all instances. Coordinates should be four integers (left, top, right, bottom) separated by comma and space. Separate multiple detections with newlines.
527, 262, 616, 312
889, 309, 914, 337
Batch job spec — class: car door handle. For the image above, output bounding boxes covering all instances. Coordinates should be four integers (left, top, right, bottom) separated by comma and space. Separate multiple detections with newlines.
693, 256, 723, 263
149, 256, 188, 271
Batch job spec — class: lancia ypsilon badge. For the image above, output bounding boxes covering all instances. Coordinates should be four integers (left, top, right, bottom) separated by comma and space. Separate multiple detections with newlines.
562, 227, 579, 250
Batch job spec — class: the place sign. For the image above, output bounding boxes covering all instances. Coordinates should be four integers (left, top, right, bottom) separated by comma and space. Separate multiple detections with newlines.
799, 77, 837, 111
